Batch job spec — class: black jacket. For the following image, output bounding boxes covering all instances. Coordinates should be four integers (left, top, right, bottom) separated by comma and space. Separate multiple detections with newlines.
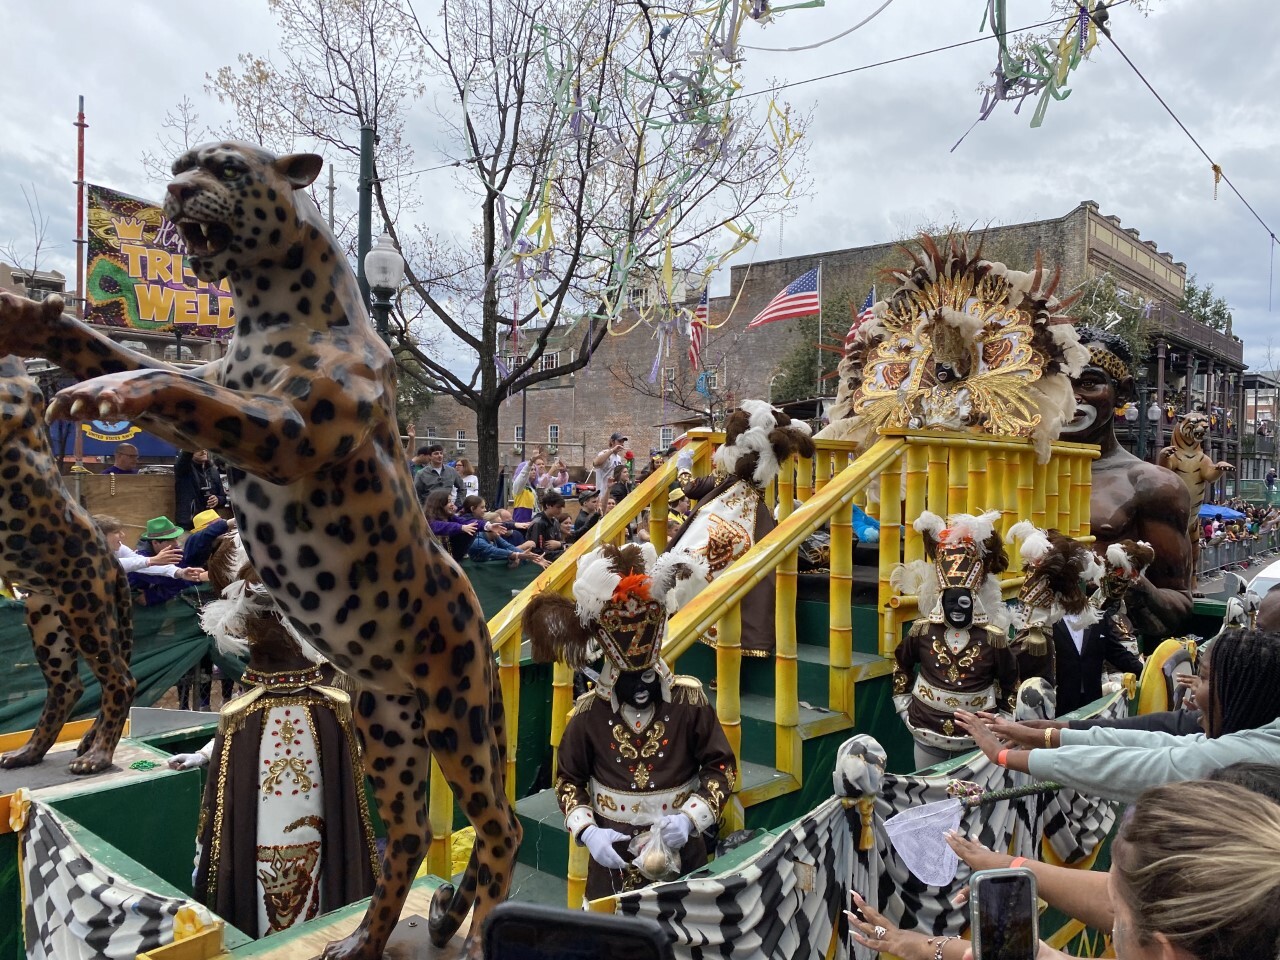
1053, 615, 1146, 716
174, 452, 229, 529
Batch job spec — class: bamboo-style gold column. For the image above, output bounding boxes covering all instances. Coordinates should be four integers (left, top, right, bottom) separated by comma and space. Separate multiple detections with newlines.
498, 639, 520, 804
815, 451, 833, 493
427, 756, 453, 878
829, 499, 854, 718
967, 443, 988, 514
1044, 456, 1061, 530
879, 459, 903, 658
549, 660, 574, 776
1064, 458, 1075, 535
1016, 449, 1034, 527
567, 843, 589, 909
1074, 454, 1092, 538
797, 454, 814, 505
1031, 453, 1048, 529
716, 606, 745, 832
948, 445, 969, 520
775, 462, 801, 779
904, 444, 928, 565
928, 440, 949, 519
989, 449, 1011, 540
649, 487, 669, 552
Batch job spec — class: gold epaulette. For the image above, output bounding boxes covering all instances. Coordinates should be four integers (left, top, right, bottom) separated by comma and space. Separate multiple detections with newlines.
671, 675, 709, 707
985, 624, 1011, 649
570, 690, 600, 717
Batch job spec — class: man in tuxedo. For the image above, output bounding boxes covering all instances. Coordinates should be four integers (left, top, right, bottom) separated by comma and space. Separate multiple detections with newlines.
1053, 610, 1145, 715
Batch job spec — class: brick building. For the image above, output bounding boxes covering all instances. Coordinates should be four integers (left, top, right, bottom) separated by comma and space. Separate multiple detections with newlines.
418, 200, 1248, 480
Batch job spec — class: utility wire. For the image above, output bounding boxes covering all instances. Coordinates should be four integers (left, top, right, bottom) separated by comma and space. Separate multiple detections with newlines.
1102, 27, 1277, 247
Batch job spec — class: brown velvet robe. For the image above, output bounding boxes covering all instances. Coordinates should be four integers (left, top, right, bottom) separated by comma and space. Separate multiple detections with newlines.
193, 679, 378, 939
555, 680, 737, 900
668, 474, 777, 656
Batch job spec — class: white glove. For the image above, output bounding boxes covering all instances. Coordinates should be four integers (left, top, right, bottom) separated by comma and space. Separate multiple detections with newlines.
168, 752, 209, 770
676, 448, 694, 473
892, 694, 911, 721
580, 824, 629, 870
659, 813, 695, 849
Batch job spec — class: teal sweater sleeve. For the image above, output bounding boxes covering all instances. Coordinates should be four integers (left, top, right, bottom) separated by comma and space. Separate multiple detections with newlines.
1026, 719, 1280, 803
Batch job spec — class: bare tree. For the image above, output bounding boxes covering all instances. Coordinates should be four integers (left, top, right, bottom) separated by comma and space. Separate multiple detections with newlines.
141, 97, 215, 183
0, 185, 53, 281
205, 0, 810, 486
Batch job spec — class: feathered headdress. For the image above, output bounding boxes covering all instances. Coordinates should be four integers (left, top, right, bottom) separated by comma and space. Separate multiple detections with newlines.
816, 234, 1087, 462
199, 533, 324, 665
1008, 521, 1104, 655
521, 544, 707, 710
712, 399, 815, 487
892, 509, 1012, 633
1092, 539, 1156, 608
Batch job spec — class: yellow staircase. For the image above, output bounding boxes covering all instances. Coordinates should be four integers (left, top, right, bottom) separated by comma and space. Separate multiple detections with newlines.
435, 428, 1098, 907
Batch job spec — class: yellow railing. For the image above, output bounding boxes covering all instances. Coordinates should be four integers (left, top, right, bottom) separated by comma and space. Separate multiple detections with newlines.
880, 431, 1098, 659
439, 426, 1097, 897
661, 435, 908, 829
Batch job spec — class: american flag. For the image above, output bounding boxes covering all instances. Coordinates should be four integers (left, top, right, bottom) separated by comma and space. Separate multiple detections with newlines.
747, 266, 821, 328
844, 287, 875, 352
689, 288, 708, 369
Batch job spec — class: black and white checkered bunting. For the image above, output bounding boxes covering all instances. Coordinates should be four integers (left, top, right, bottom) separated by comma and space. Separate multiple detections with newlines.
21, 799, 202, 960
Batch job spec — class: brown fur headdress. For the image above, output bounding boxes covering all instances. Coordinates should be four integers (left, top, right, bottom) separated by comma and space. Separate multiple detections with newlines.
712, 399, 816, 487
1008, 521, 1104, 653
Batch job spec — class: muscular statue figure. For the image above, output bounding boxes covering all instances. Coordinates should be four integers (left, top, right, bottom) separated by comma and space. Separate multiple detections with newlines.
1061, 328, 1192, 638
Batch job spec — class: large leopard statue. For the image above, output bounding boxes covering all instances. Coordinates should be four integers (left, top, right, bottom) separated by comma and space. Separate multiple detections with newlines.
1157, 410, 1233, 592
0, 142, 519, 960
0, 354, 134, 774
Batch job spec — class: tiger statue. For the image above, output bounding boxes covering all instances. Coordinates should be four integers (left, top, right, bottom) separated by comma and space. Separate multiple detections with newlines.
1157, 410, 1233, 592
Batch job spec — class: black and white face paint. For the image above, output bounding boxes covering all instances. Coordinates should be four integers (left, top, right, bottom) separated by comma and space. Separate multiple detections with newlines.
615, 668, 660, 708
941, 588, 974, 629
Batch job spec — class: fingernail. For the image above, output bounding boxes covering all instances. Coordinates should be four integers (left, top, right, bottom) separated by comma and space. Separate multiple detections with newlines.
852, 892, 864, 903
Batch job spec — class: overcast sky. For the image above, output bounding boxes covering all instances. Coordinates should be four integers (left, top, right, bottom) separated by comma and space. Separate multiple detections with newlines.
4, 0, 1278, 368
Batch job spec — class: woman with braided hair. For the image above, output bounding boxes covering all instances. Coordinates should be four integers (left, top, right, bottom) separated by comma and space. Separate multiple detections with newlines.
955, 629, 1280, 803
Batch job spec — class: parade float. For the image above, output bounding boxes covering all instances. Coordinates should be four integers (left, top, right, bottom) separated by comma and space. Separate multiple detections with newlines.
0, 234, 1236, 960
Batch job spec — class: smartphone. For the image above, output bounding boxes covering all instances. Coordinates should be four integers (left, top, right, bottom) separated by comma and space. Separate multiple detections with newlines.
484, 901, 674, 960
969, 867, 1038, 960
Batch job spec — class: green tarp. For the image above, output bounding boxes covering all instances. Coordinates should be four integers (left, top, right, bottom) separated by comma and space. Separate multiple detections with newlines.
0, 594, 217, 735
0, 559, 540, 736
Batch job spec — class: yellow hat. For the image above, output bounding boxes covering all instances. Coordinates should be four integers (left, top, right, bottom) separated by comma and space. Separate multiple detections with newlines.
191, 509, 223, 533
668, 487, 688, 504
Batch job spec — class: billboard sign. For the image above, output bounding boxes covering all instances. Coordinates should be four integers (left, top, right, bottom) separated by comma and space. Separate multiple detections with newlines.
84, 183, 234, 338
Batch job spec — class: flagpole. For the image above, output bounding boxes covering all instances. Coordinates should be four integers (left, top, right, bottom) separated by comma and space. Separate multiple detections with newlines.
815, 261, 824, 399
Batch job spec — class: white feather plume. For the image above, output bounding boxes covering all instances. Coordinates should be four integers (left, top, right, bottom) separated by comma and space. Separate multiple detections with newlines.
977, 575, 1013, 631
944, 510, 1000, 547
199, 579, 270, 659
1008, 521, 1051, 566
573, 547, 621, 626
912, 511, 946, 540
652, 553, 710, 613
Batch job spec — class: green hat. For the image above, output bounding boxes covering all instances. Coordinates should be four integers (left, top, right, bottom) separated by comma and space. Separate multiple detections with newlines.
144, 516, 184, 540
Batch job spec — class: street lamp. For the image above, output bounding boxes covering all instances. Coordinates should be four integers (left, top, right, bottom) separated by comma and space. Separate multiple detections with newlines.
1135, 363, 1151, 461
364, 233, 404, 344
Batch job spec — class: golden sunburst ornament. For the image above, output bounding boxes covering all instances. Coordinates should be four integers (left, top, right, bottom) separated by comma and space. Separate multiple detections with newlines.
820, 235, 1088, 461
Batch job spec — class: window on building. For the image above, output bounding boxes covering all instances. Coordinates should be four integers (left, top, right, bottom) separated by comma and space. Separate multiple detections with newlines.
426, 426, 438, 439
628, 286, 651, 309
514, 425, 524, 443
548, 424, 560, 448
703, 370, 719, 391
539, 352, 560, 371
664, 366, 676, 384
503, 354, 527, 370
659, 426, 675, 449
456, 429, 466, 445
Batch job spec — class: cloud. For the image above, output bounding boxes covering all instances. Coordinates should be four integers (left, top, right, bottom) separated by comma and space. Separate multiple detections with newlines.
5, 0, 1276, 369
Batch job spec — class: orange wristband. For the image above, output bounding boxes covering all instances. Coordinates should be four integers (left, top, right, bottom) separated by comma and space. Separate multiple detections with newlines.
997, 749, 1010, 767
1010, 857, 1028, 869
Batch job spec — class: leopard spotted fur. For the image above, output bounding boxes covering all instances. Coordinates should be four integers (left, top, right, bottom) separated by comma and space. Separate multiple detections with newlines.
0, 142, 519, 960
0, 353, 135, 775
